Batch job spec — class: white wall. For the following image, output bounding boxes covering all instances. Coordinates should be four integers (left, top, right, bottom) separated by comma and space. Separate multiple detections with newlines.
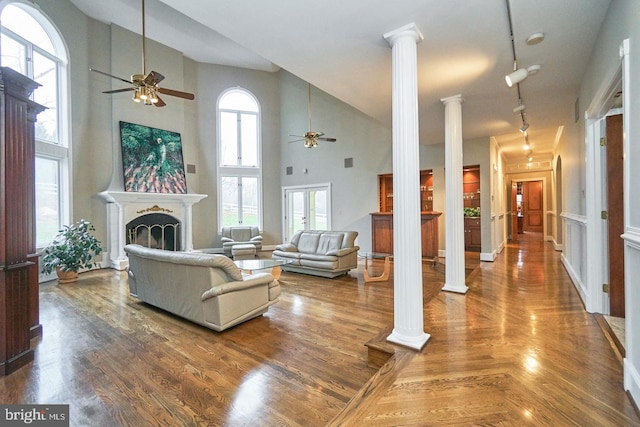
564, 0, 640, 406
279, 71, 392, 252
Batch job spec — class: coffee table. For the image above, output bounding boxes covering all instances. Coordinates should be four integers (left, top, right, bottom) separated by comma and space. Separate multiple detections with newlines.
234, 259, 292, 280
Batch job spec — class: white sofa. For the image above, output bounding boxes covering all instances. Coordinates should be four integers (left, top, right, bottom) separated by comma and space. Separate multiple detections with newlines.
271, 230, 359, 278
124, 244, 280, 331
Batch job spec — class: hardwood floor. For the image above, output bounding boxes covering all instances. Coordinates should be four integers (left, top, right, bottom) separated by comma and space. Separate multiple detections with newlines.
1, 234, 638, 426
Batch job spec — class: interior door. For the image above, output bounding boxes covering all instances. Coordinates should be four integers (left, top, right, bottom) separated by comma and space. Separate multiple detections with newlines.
522, 181, 543, 232
509, 181, 518, 242
606, 114, 625, 317
283, 185, 330, 242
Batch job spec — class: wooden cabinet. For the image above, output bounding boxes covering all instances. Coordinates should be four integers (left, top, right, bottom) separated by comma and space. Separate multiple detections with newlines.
463, 165, 480, 208
0, 67, 45, 376
463, 165, 481, 251
374, 169, 439, 258
464, 217, 481, 251
378, 170, 433, 213
371, 212, 441, 259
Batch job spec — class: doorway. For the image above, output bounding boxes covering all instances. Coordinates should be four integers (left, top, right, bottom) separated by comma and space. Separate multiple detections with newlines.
508, 179, 545, 242
282, 184, 331, 242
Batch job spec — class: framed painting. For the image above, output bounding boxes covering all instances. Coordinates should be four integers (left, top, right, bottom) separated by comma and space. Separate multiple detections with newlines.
119, 121, 187, 193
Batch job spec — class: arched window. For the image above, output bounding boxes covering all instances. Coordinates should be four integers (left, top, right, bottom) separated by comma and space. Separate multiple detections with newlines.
217, 88, 262, 229
1, 2, 70, 247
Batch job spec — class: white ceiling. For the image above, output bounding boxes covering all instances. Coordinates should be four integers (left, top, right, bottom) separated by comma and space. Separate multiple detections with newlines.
69, 0, 612, 165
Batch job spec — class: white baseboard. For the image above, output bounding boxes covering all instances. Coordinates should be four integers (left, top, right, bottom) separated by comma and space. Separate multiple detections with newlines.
624, 358, 640, 410
480, 252, 495, 262
561, 253, 587, 308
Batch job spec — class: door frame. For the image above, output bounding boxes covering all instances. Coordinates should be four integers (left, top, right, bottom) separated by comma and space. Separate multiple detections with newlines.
583, 39, 628, 315
508, 177, 547, 240
281, 183, 332, 242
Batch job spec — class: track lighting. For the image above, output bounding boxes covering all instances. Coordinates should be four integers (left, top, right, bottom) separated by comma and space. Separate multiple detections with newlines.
520, 122, 529, 133
513, 104, 525, 113
505, 65, 541, 87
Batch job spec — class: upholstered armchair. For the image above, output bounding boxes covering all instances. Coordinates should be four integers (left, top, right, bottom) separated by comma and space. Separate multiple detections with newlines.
221, 226, 263, 256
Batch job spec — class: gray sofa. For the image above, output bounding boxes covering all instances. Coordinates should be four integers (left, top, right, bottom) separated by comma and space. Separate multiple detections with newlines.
271, 230, 359, 278
124, 244, 280, 331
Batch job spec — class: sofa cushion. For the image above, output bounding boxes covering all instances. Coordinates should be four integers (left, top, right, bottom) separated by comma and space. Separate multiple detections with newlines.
297, 233, 320, 254
317, 233, 344, 255
231, 228, 253, 242
300, 253, 338, 262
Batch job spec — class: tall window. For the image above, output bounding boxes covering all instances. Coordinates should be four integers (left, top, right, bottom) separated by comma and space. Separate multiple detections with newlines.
1, 3, 69, 247
217, 88, 261, 228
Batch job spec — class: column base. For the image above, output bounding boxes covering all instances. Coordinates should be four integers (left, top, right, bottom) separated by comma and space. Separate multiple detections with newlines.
109, 258, 129, 271
442, 283, 469, 294
387, 330, 430, 351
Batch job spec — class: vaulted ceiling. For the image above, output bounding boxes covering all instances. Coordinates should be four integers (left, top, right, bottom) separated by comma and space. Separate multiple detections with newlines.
70, 0, 612, 167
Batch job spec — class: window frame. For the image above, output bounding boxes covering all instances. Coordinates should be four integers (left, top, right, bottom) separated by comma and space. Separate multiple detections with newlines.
0, 2, 71, 252
216, 87, 263, 231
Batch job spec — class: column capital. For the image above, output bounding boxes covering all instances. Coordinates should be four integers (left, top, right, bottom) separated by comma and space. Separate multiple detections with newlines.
383, 23, 424, 47
441, 94, 464, 105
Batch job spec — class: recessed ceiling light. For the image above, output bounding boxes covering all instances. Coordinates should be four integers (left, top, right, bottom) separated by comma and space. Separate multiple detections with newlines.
526, 33, 545, 45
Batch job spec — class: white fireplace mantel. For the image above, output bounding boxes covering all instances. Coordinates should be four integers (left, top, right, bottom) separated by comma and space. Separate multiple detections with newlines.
98, 190, 207, 270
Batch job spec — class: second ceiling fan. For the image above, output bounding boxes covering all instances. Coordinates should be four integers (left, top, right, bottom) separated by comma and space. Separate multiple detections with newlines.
289, 83, 337, 148
90, 0, 195, 107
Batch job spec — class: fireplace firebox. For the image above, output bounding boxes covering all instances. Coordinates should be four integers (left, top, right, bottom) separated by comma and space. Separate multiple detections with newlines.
126, 213, 180, 251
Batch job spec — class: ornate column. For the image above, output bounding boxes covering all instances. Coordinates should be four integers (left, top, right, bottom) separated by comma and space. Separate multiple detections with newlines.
441, 95, 468, 293
383, 23, 430, 350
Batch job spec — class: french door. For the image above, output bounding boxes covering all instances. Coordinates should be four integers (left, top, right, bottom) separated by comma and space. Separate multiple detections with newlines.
282, 184, 331, 242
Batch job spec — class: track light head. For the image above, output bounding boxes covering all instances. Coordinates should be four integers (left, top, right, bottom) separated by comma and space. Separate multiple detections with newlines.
505, 68, 528, 87
505, 65, 541, 87
520, 122, 529, 133
513, 104, 526, 113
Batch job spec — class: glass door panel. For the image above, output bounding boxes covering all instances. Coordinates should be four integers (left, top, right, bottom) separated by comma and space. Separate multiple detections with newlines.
283, 185, 331, 242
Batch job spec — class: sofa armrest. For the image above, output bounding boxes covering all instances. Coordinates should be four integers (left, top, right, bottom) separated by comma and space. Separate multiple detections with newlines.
250, 236, 263, 242
201, 272, 276, 301
221, 237, 234, 243
274, 242, 298, 252
326, 246, 360, 257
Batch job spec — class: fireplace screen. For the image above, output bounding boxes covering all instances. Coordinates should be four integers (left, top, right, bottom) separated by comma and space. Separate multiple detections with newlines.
126, 213, 181, 251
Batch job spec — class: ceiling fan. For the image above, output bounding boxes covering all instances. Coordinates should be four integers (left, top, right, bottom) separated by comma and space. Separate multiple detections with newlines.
89, 0, 195, 107
288, 83, 336, 148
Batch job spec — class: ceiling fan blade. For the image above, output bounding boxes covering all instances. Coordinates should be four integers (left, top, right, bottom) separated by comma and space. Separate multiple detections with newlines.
318, 137, 337, 142
156, 87, 195, 100
103, 87, 135, 94
287, 138, 305, 144
90, 68, 132, 84
144, 70, 165, 86
154, 95, 166, 107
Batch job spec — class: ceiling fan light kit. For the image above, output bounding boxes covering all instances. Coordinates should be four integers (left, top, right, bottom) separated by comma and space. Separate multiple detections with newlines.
89, 0, 195, 107
289, 83, 337, 148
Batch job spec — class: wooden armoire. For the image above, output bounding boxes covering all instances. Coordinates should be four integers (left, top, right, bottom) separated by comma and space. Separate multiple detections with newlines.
0, 67, 45, 375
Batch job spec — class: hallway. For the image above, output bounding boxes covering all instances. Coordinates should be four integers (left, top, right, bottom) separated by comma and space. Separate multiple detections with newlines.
335, 231, 640, 425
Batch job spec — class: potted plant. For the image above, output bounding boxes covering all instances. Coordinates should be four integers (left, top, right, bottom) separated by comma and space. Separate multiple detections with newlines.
41, 219, 103, 283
